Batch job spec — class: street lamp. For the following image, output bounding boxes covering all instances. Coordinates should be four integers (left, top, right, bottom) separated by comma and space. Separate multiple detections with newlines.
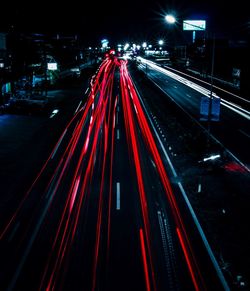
165, 14, 176, 24
101, 39, 109, 51
164, 14, 177, 62
158, 40, 164, 46
164, 13, 219, 149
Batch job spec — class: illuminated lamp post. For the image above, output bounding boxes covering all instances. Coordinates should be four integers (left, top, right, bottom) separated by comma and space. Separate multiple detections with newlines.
158, 39, 164, 46
158, 40, 164, 52
165, 14, 176, 46
165, 14, 176, 24
165, 14, 177, 63
165, 14, 219, 149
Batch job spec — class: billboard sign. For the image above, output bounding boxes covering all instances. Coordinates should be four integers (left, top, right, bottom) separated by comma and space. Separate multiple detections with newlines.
47, 63, 58, 71
200, 96, 210, 121
200, 96, 220, 121
183, 20, 206, 31
211, 97, 220, 121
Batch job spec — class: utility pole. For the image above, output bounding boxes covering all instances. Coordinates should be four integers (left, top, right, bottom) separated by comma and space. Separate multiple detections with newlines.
207, 34, 215, 149
43, 43, 48, 97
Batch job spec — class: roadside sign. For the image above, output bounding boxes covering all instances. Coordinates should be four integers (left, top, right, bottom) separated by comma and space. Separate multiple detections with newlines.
183, 20, 206, 31
211, 97, 220, 121
200, 96, 209, 121
47, 63, 58, 71
200, 96, 220, 121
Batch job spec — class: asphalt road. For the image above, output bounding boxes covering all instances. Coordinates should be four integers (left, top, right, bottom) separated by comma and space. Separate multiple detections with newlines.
138, 58, 250, 168
131, 60, 250, 290
0, 58, 241, 291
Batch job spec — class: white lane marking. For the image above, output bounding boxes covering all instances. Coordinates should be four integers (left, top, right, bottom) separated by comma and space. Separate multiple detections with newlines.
198, 183, 202, 193
116, 182, 120, 210
134, 104, 138, 114
113, 114, 116, 129
239, 129, 250, 139
74, 101, 82, 114
116, 111, 119, 125
90, 115, 93, 124
117, 129, 120, 140
151, 159, 156, 168
50, 109, 59, 118
85, 88, 89, 94
186, 94, 191, 98
51, 129, 67, 159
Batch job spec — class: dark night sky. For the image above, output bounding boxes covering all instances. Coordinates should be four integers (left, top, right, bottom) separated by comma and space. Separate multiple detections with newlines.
1, 0, 249, 45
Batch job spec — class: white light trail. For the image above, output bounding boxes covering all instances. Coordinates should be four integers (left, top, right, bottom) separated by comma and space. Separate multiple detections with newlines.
137, 57, 250, 120
116, 182, 120, 210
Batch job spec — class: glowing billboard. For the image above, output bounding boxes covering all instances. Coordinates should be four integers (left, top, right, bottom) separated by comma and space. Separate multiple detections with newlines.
183, 20, 206, 31
47, 63, 58, 70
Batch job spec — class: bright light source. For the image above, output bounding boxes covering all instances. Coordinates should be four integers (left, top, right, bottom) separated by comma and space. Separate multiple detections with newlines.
203, 154, 221, 162
47, 63, 58, 70
101, 39, 109, 48
124, 43, 130, 50
183, 20, 206, 31
158, 40, 164, 45
50, 109, 59, 118
142, 42, 147, 48
165, 14, 176, 24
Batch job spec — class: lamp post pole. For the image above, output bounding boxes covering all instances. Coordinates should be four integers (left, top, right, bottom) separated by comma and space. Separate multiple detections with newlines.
207, 33, 215, 148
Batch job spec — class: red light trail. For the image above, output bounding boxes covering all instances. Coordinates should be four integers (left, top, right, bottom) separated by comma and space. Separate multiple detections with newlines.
0, 55, 219, 291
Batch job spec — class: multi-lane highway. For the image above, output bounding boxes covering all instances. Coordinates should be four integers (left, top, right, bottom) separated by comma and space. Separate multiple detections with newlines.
0, 56, 233, 290
137, 57, 250, 169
